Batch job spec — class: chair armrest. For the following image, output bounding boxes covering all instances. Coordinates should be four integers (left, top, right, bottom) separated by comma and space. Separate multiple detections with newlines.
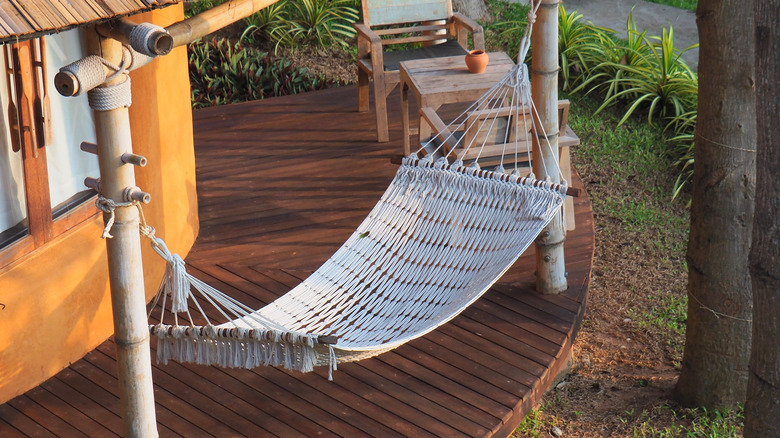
450, 13, 485, 51
353, 23, 381, 45
354, 23, 385, 71
451, 13, 482, 33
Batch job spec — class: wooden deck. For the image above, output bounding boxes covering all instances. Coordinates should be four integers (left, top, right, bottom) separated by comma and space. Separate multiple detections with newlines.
0, 86, 594, 437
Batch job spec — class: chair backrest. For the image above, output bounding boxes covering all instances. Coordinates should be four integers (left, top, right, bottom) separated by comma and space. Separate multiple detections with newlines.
363, 0, 453, 27
455, 100, 574, 164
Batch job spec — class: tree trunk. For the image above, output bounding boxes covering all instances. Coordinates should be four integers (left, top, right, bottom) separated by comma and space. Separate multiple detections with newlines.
744, 1, 780, 434
674, 0, 756, 409
452, 0, 489, 21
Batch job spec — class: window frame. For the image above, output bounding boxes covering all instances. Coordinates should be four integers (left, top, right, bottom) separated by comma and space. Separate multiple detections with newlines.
0, 37, 99, 269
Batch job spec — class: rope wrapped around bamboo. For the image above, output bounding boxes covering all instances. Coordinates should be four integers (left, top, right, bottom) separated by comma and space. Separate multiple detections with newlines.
128, 22, 170, 57
88, 78, 132, 111
55, 46, 152, 98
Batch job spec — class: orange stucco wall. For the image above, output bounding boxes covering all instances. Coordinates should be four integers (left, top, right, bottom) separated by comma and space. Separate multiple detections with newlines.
0, 4, 198, 403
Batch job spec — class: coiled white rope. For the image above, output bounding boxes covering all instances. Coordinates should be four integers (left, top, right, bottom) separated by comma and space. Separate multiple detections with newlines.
128, 22, 168, 57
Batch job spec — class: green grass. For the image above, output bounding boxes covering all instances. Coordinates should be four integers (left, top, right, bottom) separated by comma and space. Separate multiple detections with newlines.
644, 0, 698, 11
628, 292, 688, 363
482, 0, 531, 57
564, 92, 670, 186
514, 404, 561, 438
630, 405, 743, 437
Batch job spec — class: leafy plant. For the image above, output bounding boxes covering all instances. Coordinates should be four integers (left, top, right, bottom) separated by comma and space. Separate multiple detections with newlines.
188, 38, 336, 108
593, 23, 699, 126
285, 0, 359, 48
482, 0, 530, 59
184, 0, 228, 18
558, 6, 613, 91
645, 0, 698, 11
666, 110, 696, 200
241, 0, 291, 50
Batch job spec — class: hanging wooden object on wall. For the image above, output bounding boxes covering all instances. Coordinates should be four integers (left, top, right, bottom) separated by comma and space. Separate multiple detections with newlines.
31, 37, 53, 148
3, 45, 21, 153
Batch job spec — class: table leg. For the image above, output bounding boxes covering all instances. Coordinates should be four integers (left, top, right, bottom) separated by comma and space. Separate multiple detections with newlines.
401, 81, 410, 156
418, 103, 440, 149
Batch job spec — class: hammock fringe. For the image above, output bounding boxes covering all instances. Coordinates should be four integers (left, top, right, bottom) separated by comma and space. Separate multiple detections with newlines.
151, 323, 322, 374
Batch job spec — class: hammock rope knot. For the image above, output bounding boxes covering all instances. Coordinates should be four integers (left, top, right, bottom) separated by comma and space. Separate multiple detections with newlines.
96, 194, 139, 239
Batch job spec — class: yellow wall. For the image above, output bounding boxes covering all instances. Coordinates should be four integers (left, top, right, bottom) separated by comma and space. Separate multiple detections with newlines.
0, 4, 198, 403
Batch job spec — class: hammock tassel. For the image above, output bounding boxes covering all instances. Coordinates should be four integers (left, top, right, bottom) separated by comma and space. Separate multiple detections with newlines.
150, 324, 321, 373
328, 345, 337, 381
164, 253, 190, 314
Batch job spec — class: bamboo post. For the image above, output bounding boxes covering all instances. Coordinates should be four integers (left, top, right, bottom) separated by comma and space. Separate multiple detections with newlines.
531, 0, 567, 294
90, 36, 158, 437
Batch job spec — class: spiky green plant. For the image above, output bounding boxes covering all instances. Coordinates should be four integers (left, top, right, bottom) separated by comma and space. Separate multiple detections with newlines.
594, 24, 698, 126
241, 0, 292, 50
558, 5, 614, 91
665, 110, 696, 200
285, 0, 359, 48
571, 12, 654, 98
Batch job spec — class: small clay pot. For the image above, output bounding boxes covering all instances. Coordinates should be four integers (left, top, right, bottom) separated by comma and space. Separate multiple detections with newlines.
465, 50, 489, 74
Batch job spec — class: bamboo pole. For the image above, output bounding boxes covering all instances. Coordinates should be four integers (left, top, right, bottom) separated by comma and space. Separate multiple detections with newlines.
531, 0, 567, 294
90, 35, 158, 437
56, 0, 282, 98
166, 0, 282, 48
97, 19, 174, 56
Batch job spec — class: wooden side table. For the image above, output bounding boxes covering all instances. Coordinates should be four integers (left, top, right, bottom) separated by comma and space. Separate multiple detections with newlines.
399, 52, 515, 155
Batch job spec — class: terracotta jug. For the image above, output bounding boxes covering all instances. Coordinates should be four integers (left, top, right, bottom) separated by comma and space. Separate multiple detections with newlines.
465, 50, 489, 74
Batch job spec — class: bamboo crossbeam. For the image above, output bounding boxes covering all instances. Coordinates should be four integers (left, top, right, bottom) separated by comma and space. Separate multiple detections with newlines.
56, 0, 281, 97
166, 0, 282, 48
96, 19, 174, 56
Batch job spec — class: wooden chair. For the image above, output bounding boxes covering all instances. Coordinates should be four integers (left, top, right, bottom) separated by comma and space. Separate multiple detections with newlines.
420, 100, 580, 230
354, 0, 484, 142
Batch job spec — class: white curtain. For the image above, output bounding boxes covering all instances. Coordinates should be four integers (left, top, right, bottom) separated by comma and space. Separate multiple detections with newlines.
0, 52, 26, 235
0, 27, 99, 236
44, 28, 98, 210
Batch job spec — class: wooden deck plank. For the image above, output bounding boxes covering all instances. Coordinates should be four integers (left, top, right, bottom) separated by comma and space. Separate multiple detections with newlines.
0, 85, 594, 437
65, 357, 181, 437
81, 349, 211, 437
147, 357, 338, 437
20, 386, 113, 437
37, 377, 122, 436
0, 403, 54, 437
5, 395, 88, 438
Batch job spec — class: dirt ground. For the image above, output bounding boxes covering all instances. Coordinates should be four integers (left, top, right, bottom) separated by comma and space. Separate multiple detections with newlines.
520, 151, 693, 437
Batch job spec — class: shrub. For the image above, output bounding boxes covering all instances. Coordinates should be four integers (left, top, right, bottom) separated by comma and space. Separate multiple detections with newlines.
558, 6, 614, 91
241, 0, 359, 49
184, 0, 228, 18
188, 38, 336, 108
666, 110, 696, 200
593, 24, 698, 126
286, 0, 359, 48
241, 1, 291, 50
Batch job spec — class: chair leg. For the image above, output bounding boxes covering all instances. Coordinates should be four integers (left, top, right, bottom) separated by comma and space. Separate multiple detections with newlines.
358, 69, 369, 113
373, 78, 389, 142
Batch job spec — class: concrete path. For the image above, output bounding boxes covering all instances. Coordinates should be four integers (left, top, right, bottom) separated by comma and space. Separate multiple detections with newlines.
561, 0, 699, 70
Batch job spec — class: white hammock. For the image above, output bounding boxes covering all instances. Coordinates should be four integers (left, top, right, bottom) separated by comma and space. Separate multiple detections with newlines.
146, 1, 568, 379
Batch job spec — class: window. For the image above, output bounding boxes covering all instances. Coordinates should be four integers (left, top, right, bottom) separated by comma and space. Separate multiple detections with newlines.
0, 29, 100, 268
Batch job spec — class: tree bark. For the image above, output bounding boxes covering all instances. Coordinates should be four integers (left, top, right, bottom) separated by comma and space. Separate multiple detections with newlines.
452, 0, 489, 21
744, 0, 780, 434
675, 0, 756, 409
